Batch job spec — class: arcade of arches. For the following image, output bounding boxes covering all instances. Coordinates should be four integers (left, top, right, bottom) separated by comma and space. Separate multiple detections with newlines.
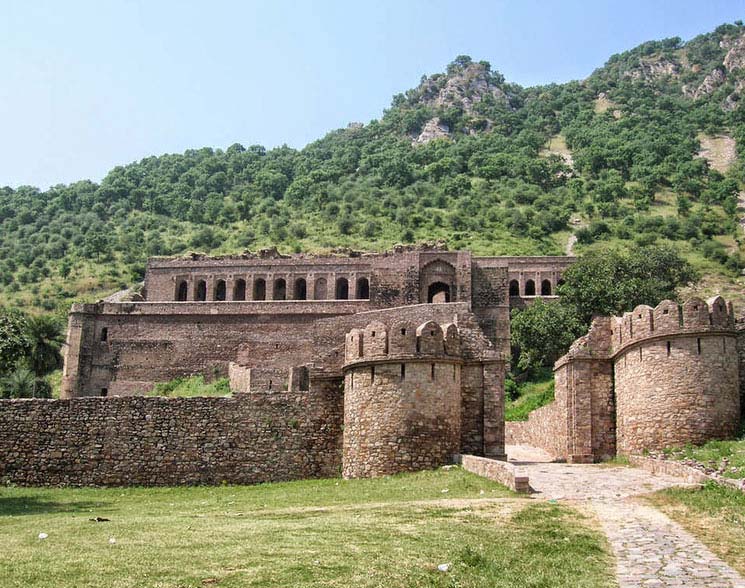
509, 278, 561, 297
173, 275, 371, 302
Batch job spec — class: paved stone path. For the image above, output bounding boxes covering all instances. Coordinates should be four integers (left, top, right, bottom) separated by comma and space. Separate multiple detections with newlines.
595, 500, 745, 588
507, 445, 745, 587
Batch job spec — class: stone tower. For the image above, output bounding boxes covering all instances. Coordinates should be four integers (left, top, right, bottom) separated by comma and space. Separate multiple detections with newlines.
342, 320, 464, 478
613, 296, 740, 454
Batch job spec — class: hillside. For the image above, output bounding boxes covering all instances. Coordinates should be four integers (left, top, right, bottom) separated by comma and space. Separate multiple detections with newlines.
3, 22, 745, 314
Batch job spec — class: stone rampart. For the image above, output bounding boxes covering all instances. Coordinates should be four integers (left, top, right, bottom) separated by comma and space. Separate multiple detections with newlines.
342, 320, 465, 478
0, 389, 342, 487
614, 297, 739, 455
508, 296, 740, 461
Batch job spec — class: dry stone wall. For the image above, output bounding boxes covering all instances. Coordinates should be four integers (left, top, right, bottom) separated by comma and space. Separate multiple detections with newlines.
507, 297, 740, 461
0, 389, 343, 487
341, 317, 504, 478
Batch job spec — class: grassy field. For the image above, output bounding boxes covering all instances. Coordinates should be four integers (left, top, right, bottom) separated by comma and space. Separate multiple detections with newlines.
664, 435, 745, 480
0, 468, 615, 588
147, 375, 232, 398
505, 369, 555, 421
647, 483, 745, 576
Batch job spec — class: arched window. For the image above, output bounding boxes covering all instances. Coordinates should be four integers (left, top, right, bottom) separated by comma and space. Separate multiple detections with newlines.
294, 278, 307, 300
196, 280, 207, 301
253, 278, 266, 301
525, 280, 536, 296
356, 277, 370, 299
233, 278, 246, 301
176, 280, 188, 301
214, 279, 227, 301
509, 280, 519, 296
314, 277, 327, 300
541, 279, 552, 296
557, 278, 565, 288
427, 282, 450, 303
336, 277, 349, 300
273, 278, 286, 300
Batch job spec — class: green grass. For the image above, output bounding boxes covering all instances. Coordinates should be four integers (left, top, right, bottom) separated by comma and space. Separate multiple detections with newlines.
664, 434, 745, 479
0, 468, 614, 588
147, 375, 231, 397
46, 369, 63, 399
505, 370, 555, 421
646, 482, 745, 575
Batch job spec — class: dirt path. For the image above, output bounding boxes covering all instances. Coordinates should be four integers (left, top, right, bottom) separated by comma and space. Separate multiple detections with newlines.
565, 233, 578, 256
507, 445, 745, 587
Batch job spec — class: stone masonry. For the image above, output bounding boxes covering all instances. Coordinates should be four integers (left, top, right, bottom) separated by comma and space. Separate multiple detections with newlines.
507, 296, 742, 461
2, 246, 742, 486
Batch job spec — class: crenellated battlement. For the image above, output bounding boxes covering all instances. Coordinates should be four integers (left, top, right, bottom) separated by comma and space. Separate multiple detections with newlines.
343, 320, 463, 366
610, 296, 735, 355
541, 294, 742, 462
555, 297, 737, 368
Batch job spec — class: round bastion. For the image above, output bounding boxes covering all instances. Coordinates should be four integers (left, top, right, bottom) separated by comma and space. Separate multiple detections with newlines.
612, 296, 740, 455
342, 319, 463, 478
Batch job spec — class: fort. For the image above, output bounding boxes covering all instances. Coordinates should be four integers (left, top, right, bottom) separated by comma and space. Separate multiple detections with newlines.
0, 246, 742, 486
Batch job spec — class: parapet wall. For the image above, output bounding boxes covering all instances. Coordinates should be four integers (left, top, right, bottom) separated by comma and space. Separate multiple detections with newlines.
0, 389, 343, 487
610, 296, 735, 354
508, 296, 740, 461
613, 297, 739, 455
341, 319, 505, 478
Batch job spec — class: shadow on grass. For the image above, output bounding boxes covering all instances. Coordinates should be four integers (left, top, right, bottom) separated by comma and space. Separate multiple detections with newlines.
0, 496, 109, 516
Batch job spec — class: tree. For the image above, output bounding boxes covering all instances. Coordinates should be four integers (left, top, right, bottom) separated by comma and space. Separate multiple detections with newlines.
23, 315, 64, 377
1, 367, 51, 399
510, 300, 585, 371
557, 245, 698, 323
0, 308, 30, 376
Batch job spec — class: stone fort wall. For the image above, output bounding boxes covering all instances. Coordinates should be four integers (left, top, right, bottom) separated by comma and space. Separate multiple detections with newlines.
4, 302, 509, 486
507, 297, 741, 460
0, 387, 343, 487
342, 320, 464, 478
613, 297, 740, 454
61, 300, 369, 398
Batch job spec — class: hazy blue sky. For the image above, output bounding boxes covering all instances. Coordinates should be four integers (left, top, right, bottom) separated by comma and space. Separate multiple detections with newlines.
2, 0, 745, 189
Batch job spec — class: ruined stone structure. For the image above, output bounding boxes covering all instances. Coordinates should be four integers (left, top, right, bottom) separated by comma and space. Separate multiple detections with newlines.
2, 246, 742, 487
0, 247, 571, 486
507, 296, 743, 462
61, 247, 571, 400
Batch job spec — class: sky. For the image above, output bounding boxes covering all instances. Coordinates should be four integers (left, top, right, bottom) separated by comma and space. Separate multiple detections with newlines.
2, 0, 745, 189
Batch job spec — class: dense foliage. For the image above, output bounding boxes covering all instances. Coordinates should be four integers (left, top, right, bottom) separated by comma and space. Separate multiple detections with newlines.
510, 245, 697, 372
2, 23, 745, 313
510, 300, 585, 370
0, 307, 63, 398
558, 246, 699, 323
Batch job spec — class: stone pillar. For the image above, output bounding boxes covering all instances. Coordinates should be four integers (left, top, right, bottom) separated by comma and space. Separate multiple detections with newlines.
61, 305, 97, 399
482, 361, 507, 460
556, 356, 615, 463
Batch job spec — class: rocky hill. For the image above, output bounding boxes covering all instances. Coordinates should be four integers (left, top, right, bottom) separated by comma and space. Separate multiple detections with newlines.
2, 22, 745, 313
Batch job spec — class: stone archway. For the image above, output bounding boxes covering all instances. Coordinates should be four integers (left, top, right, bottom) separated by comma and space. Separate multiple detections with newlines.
420, 259, 456, 303
427, 282, 451, 303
